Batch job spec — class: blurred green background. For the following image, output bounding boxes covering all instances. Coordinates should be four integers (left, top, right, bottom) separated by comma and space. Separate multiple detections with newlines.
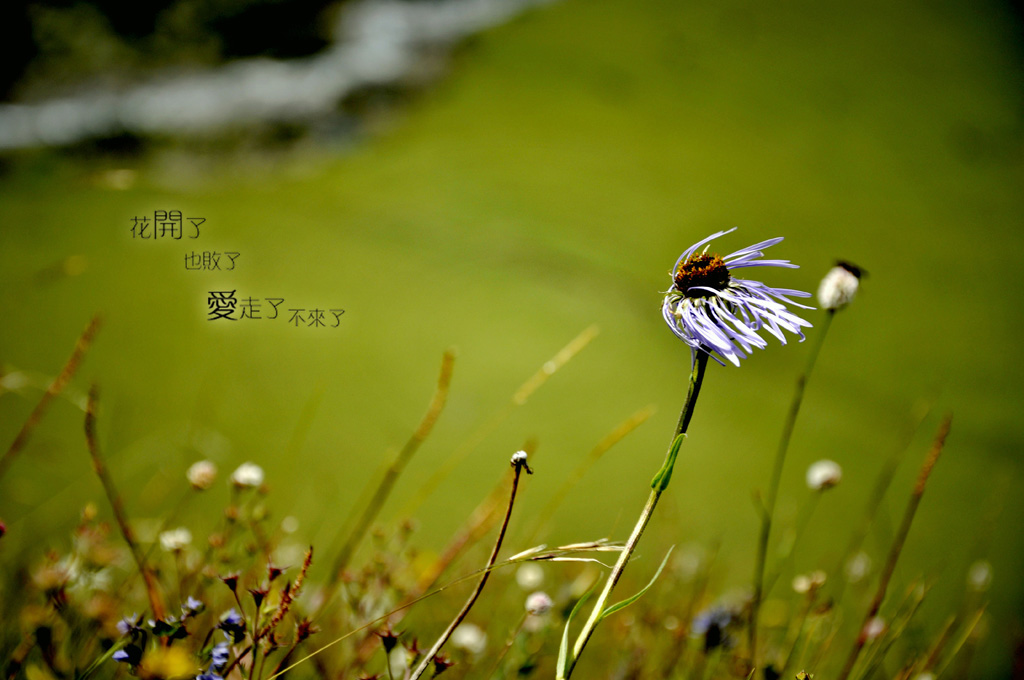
1, 0, 1023, 676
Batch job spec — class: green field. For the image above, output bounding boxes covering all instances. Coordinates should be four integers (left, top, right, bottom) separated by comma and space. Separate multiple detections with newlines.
2, 0, 1023, 676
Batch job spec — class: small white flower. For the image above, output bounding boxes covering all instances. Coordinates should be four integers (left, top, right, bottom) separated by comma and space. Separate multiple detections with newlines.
511, 450, 528, 466
231, 462, 264, 488
845, 551, 872, 583
516, 564, 544, 590
863, 616, 886, 640
967, 560, 992, 592
806, 459, 842, 491
817, 262, 863, 311
186, 460, 218, 490
525, 591, 553, 616
794, 570, 827, 593
451, 622, 487, 655
159, 527, 192, 552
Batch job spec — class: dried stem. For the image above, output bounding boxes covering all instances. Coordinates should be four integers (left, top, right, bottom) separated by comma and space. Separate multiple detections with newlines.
831, 401, 932, 606
407, 453, 532, 680
835, 414, 952, 680
84, 384, 166, 620
750, 309, 833, 668
399, 326, 597, 517
261, 547, 315, 637
0, 314, 101, 482
563, 350, 709, 678
320, 350, 455, 612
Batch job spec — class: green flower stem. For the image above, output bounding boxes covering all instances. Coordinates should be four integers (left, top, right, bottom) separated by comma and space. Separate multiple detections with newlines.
749, 309, 834, 668
564, 350, 709, 678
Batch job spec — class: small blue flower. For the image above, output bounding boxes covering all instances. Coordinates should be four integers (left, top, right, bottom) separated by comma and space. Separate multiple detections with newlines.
182, 596, 204, 617
112, 644, 143, 665
116, 613, 142, 637
221, 608, 243, 626
219, 608, 246, 643
691, 606, 735, 652
197, 674, 223, 680
662, 228, 812, 366
211, 642, 230, 670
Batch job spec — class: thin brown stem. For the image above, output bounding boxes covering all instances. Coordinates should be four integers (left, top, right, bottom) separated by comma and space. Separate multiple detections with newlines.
398, 326, 597, 518
835, 414, 952, 680
84, 384, 166, 620
408, 453, 531, 680
0, 314, 101, 482
319, 350, 455, 614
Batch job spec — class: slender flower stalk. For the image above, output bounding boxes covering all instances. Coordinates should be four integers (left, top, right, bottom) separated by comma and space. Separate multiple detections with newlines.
408, 451, 532, 680
750, 259, 863, 667
750, 309, 833, 666
563, 351, 709, 678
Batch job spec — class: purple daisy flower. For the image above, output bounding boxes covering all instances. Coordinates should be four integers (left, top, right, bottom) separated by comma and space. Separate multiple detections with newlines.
662, 228, 812, 366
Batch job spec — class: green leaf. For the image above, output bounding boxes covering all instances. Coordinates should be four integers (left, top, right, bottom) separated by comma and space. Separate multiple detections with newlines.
556, 585, 596, 680
599, 546, 675, 621
650, 434, 685, 491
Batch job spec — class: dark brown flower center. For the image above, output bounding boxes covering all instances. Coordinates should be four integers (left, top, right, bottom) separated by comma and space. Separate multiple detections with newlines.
673, 253, 730, 298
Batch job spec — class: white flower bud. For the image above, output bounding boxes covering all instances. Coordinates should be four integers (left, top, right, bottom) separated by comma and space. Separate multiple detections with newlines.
187, 460, 218, 490
516, 563, 544, 590
525, 591, 553, 616
863, 616, 886, 640
451, 623, 487, 655
159, 527, 192, 552
231, 462, 264, 488
967, 560, 992, 592
806, 459, 842, 491
817, 262, 863, 311
845, 551, 872, 583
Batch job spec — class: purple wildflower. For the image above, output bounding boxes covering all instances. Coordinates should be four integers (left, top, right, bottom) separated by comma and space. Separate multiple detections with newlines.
116, 613, 144, 637
662, 228, 812, 366
197, 674, 224, 680
112, 644, 143, 666
182, 596, 204, 617
211, 642, 230, 670
219, 608, 246, 643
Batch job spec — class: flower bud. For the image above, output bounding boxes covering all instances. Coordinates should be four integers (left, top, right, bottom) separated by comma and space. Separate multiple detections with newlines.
817, 261, 864, 311
525, 591, 553, 616
187, 460, 218, 490
230, 462, 264, 488
159, 527, 192, 552
451, 623, 487, 655
806, 459, 842, 491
